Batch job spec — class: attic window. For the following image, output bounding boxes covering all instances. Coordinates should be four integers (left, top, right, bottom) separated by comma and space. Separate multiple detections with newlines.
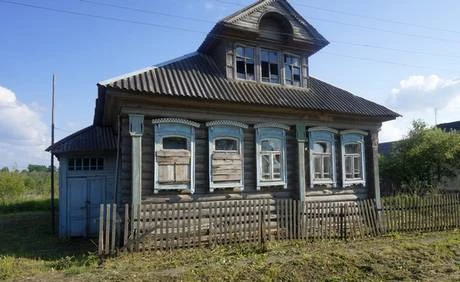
284, 54, 301, 86
261, 49, 279, 84
236, 46, 255, 81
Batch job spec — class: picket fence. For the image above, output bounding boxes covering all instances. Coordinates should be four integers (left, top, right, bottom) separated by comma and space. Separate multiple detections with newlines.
98, 194, 460, 256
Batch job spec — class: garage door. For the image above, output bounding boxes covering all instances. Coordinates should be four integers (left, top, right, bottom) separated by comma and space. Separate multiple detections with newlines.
68, 177, 106, 237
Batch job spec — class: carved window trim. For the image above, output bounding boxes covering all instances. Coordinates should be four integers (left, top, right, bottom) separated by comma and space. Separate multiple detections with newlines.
341, 131, 367, 187
256, 126, 287, 190
153, 121, 196, 194
308, 128, 337, 188
207, 123, 245, 192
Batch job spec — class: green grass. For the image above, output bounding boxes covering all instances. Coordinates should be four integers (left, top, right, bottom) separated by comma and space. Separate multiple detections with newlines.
0, 198, 58, 214
1, 211, 459, 281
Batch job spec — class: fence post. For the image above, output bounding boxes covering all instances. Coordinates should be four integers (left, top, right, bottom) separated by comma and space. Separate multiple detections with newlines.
111, 204, 117, 255
98, 204, 104, 256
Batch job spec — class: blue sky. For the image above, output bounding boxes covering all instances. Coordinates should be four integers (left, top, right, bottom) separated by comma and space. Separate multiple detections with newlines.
1, 0, 459, 168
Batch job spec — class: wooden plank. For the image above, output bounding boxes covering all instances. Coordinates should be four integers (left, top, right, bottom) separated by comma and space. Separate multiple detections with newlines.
212, 152, 241, 160
276, 200, 280, 240
105, 204, 111, 255
198, 202, 202, 247
123, 204, 129, 248
98, 204, 104, 256
111, 204, 117, 254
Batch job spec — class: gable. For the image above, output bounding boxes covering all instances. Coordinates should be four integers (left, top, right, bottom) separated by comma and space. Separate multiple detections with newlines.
221, 0, 328, 45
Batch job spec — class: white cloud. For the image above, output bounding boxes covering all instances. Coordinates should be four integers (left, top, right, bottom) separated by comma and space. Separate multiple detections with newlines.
380, 74, 460, 142
0, 85, 49, 168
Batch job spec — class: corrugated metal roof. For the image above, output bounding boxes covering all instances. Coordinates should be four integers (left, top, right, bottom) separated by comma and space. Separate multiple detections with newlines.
437, 121, 460, 132
100, 53, 399, 119
47, 126, 116, 155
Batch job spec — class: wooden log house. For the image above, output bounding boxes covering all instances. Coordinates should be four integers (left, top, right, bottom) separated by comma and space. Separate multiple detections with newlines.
48, 0, 400, 237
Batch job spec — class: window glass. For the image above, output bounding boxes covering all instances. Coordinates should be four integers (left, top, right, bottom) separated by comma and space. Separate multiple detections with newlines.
261, 49, 279, 83
312, 141, 332, 180
345, 143, 360, 154
83, 158, 90, 170
75, 158, 82, 171
284, 54, 301, 86
261, 139, 281, 151
313, 142, 330, 153
68, 159, 75, 171
236, 46, 255, 81
97, 158, 104, 170
261, 154, 270, 179
215, 138, 238, 151
163, 137, 188, 150
344, 142, 362, 180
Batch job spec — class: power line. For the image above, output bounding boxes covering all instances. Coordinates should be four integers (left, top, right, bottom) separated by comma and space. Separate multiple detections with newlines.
1, 0, 458, 74
211, 0, 460, 35
320, 51, 460, 73
79, 0, 460, 60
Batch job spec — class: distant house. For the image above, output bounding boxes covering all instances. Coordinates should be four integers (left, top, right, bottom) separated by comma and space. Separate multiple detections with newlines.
48, 0, 399, 237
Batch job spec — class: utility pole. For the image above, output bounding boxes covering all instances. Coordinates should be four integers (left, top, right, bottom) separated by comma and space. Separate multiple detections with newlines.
51, 74, 56, 234
434, 108, 438, 126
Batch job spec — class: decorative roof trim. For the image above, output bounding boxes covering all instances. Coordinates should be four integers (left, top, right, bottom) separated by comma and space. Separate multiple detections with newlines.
152, 118, 200, 128
205, 120, 248, 129
340, 129, 368, 136
155, 52, 199, 68
308, 126, 338, 134
98, 66, 156, 86
254, 122, 290, 131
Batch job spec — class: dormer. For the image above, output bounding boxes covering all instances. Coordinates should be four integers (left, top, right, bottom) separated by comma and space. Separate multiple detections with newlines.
198, 0, 328, 88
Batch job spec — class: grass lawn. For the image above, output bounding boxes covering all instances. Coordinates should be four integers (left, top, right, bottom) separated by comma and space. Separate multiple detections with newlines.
1, 211, 459, 281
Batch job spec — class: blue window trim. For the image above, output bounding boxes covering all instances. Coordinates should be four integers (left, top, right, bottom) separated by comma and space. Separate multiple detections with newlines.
340, 130, 367, 187
207, 123, 246, 192
153, 121, 197, 194
308, 127, 337, 188
255, 125, 288, 190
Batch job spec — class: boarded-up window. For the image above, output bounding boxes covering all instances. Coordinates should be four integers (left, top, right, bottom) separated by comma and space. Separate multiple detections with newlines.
207, 122, 247, 192
157, 149, 191, 184
211, 152, 242, 182
153, 120, 199, 194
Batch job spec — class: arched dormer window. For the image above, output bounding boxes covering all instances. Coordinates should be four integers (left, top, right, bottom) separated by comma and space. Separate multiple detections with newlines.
258, 12, 293, 42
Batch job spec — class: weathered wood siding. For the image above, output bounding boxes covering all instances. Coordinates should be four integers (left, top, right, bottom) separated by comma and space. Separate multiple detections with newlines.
227, 1, 313, 42
117, 110, 377, 204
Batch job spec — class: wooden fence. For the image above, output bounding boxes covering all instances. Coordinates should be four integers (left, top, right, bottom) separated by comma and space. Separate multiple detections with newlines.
98, 194, 460, 255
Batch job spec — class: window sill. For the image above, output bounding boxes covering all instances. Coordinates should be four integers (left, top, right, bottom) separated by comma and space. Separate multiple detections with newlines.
257, 180, 287, 189
343, 180, 366, 187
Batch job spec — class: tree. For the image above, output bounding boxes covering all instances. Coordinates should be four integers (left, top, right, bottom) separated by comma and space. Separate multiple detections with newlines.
380, 120, 460, 195
27, 164, 48, 173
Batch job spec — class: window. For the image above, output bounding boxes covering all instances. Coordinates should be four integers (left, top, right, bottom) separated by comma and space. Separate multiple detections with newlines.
163, 136, 188, 150
215, 138, 238, 151
207, 121, 247, 192
284, 54, 301, 86
308, 127, 337, 187
261, 49, 279, 84
261, 139, 282, 180
341, 130, 367, 186
236, 46, 255, 81
255, 124, 289, 189
153, 119, 200, 194
68, 157, 104, 171
311, 141, 332, 180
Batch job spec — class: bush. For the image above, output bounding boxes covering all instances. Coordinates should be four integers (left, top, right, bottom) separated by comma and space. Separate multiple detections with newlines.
0, 171, 25, 205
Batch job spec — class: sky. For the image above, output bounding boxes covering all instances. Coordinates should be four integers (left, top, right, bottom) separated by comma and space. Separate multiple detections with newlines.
0, 0, 459, 168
